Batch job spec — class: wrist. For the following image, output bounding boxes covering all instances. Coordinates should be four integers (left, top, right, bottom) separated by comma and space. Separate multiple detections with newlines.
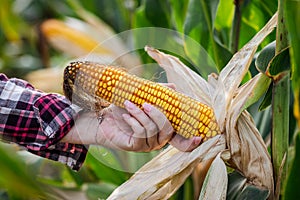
61, 112, 105, 145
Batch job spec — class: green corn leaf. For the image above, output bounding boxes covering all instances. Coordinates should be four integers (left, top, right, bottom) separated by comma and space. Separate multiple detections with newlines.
259, 84, 273, 111
227, 171, 269, 200
255, 41, 276, 73
183, 0, 232, 71
85, 182, 117, 200
85, 146, 128, 185
283, 132, 300, 200
267, 47, 291, 77
0, 144, 45, 199
285, 0, 300, 128
169, 0, 189, 33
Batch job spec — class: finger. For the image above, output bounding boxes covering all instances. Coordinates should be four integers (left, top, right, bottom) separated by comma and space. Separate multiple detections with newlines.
100, 117, 137, 151
124, 100, 158, 146
143, 103, 174, 146
169, 135, 202, 152
122, 113, 146, 139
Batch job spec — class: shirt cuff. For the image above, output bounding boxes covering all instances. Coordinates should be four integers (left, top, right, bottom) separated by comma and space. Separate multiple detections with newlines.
30, 93, 87, 170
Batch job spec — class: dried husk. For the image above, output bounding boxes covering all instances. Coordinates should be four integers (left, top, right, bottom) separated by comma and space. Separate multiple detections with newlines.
108, 13, 278, 199
220, 14, 277, 196
199, 153, 228, 200
108, 135, 226, 200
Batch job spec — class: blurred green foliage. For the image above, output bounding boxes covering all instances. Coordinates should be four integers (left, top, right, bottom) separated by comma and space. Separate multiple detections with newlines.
0, 0, 299, 199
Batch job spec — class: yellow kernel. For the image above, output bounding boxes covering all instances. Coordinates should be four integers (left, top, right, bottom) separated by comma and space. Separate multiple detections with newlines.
172, 117, 177, 123
198, 122, 203, 128
149, 96, 153, 102
206, 131, 211, 138
131, 95, 136, 101
177, 111, 182, 118
149, 88, 154, 94
171, 107, 175, 114
204, 127, 209, 134
157, 98, 161, 106
153, 96, 157, 103
200, 114, 204, 121
144, 86, 149, 92
193, 122, 198, 129
212, 131, 217, 137
171, 99, 176, 105
211, 123, 217, 130
138, 98, 143, 105
157, 91, 162, 97
190, 118, 196, 125
203, 116, 209, 124
199, 125, 205, 133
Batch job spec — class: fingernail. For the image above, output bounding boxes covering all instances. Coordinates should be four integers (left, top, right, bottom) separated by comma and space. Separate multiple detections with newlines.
193, 137, 202, 146
143, 103, 152, 112
122, 113, 130, 119
124, 100, 135, 109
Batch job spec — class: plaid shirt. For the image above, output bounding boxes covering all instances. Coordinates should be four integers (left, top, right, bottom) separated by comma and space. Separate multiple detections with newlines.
0, 74, 87, 170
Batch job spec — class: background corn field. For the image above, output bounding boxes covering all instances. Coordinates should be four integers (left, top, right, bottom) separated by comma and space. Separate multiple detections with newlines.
0, 0, 299, 199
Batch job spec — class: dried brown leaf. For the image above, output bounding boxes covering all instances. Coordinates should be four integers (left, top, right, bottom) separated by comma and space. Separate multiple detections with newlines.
108, 12, 278, 200
199, 153, 227, 200
214, 12, 278, 127
145, 46, 213, 106
226, 111, 274, 196
107, 135, 226, 200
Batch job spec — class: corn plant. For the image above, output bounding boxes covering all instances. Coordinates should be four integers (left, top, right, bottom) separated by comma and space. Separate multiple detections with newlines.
0, 0, 299, 199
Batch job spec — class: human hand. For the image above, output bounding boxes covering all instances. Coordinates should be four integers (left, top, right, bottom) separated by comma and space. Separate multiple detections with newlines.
63, 83, 202, 152
100, 100, 203, 152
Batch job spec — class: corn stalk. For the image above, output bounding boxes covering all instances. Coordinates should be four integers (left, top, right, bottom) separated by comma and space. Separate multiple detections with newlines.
108, 13, 278, 199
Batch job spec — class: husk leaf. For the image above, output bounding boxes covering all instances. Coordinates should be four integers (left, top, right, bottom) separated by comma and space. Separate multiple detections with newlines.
108, 135, 226, 199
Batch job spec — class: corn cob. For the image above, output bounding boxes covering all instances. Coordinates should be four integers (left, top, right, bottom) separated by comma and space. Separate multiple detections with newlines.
63, 61, 221, 140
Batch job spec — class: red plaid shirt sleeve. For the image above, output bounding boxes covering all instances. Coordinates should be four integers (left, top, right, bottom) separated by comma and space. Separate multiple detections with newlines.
0, 73, 87, 170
